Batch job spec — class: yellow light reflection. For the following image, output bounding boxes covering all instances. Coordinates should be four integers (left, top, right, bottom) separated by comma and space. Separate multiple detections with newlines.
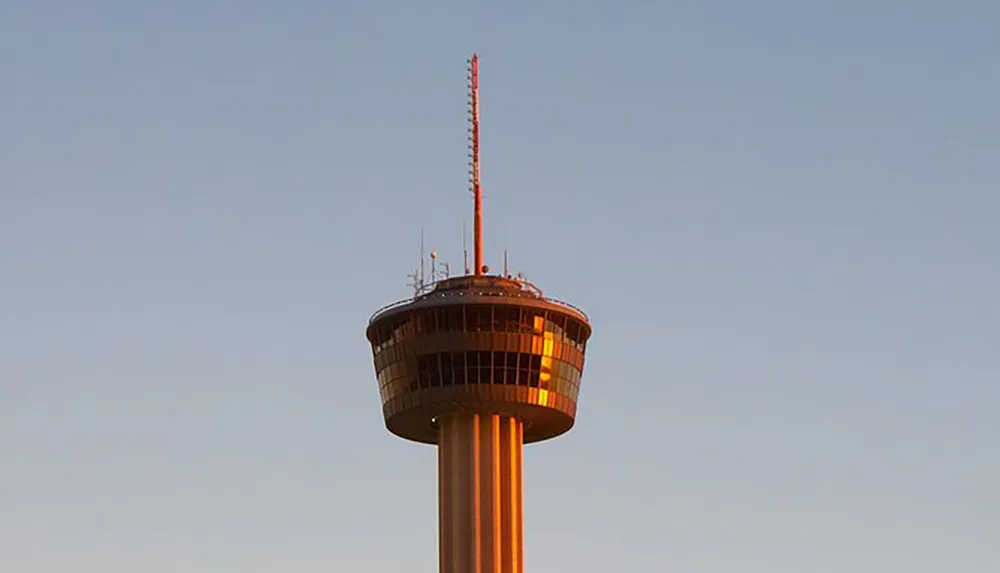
538, 388, 550, 406
533, 316, 555, 389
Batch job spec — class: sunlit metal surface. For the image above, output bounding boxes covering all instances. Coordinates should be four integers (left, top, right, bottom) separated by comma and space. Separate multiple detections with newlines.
366, 276, 591, 444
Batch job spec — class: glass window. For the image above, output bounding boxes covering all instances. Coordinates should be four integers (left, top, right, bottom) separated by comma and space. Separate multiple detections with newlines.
440, 307, 463, 332
466, 351, 480, 384
550, 359, 564, 381
431, 354, 442, 387
490, 351, 504, 385
488, 305, 502, 332
518, 367, 531, 387
541, 313, 557, 343
493, 351, 507, 370
416, 355, 430, 389
453, 352, 467, 384
517, 352, 531, 386
439, 353, 449, 386
566, 319, 582, 349
519, 308, 538, 333
546, 312, 566, 340
464, 305, 492, 332
478, 350, 493, 384
425, 309, 439, 334
504, 352, 518, 385
494, 306, 518, 332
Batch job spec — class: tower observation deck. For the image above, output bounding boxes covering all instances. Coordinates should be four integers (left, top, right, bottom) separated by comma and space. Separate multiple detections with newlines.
364, 55, 592, 573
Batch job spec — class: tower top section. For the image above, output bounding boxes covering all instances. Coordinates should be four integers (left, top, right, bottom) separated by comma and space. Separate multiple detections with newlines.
365, 53, 593, 447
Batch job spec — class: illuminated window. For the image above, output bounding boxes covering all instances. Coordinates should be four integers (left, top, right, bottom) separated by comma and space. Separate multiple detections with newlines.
520, 309, 539, 333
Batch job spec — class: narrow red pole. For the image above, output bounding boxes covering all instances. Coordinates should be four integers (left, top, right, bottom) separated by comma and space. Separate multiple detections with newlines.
469, 54, 483, 275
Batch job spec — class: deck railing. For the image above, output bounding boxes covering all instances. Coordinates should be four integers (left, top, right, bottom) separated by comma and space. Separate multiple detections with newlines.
368, 284, 589, 325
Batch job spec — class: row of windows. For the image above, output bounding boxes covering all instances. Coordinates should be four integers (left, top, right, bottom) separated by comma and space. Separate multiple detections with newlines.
379, 365, 581, 404
377, 351, 582, 394
372, 305, 588, 353
378, 352, 583, 390
380, 375, 580, 405
381, 383, 578, 420
372, 333, 585, 372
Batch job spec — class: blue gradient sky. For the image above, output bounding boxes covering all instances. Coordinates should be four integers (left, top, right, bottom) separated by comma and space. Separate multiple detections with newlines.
2, 1, 998, 571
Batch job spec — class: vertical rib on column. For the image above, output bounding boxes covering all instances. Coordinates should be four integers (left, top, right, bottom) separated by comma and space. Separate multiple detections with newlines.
499, 416, 522, 573
438, 412, 524, 573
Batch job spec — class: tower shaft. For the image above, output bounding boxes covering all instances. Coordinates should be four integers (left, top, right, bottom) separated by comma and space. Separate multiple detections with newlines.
438, 412, 524, 573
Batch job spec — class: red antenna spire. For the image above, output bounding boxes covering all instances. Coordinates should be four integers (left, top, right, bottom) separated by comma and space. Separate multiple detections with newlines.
468, 53, 483, 276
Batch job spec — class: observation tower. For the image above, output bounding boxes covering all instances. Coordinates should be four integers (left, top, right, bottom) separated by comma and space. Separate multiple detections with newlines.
365, 55, 592, 573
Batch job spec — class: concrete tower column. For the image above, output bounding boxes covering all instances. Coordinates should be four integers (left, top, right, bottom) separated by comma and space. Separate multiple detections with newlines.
438, 412, 524, 573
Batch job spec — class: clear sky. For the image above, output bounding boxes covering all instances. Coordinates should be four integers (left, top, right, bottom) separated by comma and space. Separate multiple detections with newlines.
2, 0, 998, 571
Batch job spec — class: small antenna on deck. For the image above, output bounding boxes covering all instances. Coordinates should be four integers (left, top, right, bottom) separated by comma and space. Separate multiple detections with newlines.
406, 269, 422, 297
420, 228, 426, 287
462, 221, 469, 275
503, 249, 508, 277
468, 53, 483, 275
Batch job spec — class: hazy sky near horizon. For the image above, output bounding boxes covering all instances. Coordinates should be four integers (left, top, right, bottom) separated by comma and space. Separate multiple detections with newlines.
2, 1, 998, 571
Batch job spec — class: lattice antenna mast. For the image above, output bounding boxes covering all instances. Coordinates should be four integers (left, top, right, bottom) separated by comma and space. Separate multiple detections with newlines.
468, 54, 483, 276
